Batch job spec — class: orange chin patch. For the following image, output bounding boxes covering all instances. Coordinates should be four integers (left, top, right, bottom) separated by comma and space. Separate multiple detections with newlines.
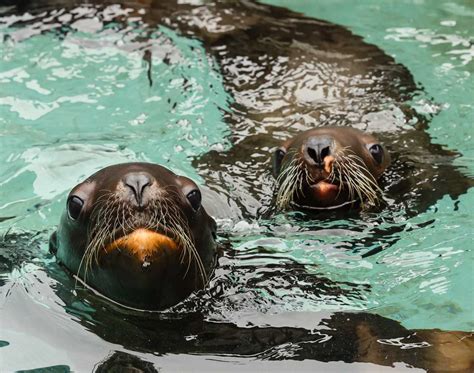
105, 228, 178, 261
311, 181, 339, 201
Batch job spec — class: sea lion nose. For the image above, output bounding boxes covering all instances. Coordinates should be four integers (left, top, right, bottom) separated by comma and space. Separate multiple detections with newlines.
304, 136, 332, 167
123, 172, 152, 206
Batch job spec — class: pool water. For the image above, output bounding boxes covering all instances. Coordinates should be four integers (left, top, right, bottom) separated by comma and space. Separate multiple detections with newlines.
261, 0, 474, 330
0, 0, 473, 371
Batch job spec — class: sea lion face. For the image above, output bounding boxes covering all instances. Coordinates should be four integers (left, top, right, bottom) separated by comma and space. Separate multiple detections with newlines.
273, 127, 390, 211
49, 163, 217, 310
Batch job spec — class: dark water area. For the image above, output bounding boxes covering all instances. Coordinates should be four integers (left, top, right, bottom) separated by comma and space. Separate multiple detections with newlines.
0, 0, 473, 371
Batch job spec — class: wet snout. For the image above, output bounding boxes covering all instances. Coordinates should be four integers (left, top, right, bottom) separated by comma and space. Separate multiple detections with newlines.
303, 136, 334, 174
122, 172, 153, 207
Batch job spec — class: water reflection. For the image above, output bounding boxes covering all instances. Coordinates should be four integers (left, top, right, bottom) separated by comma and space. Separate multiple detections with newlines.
0, 0, 473, 371
1, 232, 471, 371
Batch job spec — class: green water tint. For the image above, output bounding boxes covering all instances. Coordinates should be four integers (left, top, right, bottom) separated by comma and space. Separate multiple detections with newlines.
256, 0, 473, 330
224, 195, 472, 330
0, 0, 472, 355
0, 20, 231, 230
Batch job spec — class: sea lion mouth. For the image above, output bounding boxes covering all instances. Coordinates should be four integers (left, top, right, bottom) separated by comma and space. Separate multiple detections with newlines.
310, 180, 339, 196
276, 152, 383, 210
79, 196, 209, 285
303, 179, 355, 208
104, 228, 179, 261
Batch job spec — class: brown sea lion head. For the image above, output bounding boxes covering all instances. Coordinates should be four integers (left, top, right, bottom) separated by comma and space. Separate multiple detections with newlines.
49, 162, 217, 310
273, 127, 390, 211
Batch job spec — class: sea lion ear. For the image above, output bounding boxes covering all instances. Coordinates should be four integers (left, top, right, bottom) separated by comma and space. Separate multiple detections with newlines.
49, 231, 58, 255
272, 148, 286, 177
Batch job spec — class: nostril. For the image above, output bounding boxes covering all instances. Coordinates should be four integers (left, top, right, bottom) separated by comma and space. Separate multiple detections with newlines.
123, 173, 152, 205
305, 136, 333, 167
321, 146, 330, 160
139, 180, 151, 195
307, 146, 320, 164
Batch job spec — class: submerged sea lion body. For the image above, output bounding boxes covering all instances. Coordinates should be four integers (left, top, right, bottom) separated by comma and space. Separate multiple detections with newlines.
49, 163, 217, 310
90, 310, 474, 373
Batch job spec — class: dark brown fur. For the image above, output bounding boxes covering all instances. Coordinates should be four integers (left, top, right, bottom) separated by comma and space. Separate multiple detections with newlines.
49, 163, 217, 310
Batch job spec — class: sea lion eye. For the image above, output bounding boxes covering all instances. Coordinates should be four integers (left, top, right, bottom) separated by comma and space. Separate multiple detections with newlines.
67, 196, 84, 220
368, 144, 384, 164
273, 148, 287, 176
187, 189, 202, 211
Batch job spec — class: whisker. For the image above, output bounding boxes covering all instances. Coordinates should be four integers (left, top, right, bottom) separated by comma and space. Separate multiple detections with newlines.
75, 189, 210, 289
275, 155, 305, 210
333, 148, 383, 207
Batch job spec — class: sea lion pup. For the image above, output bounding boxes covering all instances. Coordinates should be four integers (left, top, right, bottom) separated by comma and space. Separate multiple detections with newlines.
49, 163, 217, 310
273, 127, 389, 211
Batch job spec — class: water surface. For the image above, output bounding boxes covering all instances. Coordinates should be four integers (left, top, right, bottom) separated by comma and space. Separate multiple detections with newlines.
0, 0, 473, 371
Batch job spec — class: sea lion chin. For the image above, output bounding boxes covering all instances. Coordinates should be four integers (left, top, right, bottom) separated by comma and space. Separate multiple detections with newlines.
49, 162, 217, 310
273, 127, 390, 211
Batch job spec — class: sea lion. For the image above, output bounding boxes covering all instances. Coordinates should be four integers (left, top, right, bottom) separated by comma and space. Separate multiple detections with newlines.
92, 311, 472, 373
49, 162, 217, 310
273, 127, 390, 211
2, 1, 473, 371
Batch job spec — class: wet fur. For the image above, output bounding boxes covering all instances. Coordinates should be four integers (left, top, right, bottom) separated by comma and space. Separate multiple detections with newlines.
80, 190, 207, 287
276, 145, 384, 211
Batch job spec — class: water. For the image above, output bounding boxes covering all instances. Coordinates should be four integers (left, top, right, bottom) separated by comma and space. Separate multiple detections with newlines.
1, 0, 473, 371
261, 0, 474, 330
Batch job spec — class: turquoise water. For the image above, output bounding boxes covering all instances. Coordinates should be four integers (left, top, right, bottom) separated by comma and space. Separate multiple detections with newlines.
0, 22, 230, 230
260, 0, 474, 330
0, 0, 473, 371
